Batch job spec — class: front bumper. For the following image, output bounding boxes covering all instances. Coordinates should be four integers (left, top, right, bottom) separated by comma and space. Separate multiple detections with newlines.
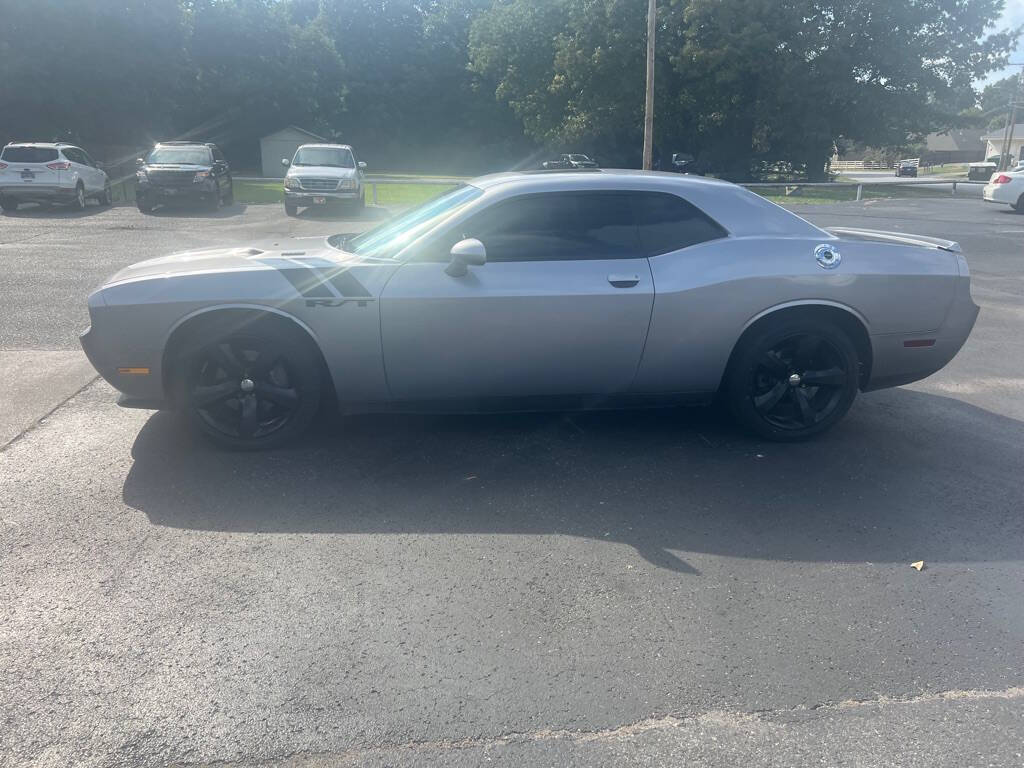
285, 188, 361, 204
137, 181, 217, 202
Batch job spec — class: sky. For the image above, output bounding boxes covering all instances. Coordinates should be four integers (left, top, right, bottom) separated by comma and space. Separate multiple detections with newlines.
983, 0, 1024, 85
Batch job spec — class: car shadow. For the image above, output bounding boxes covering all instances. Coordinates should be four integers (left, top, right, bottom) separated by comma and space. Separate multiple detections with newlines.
122, 388, 1024, 574
142, 201, 249, 219
2, 201, 110, 218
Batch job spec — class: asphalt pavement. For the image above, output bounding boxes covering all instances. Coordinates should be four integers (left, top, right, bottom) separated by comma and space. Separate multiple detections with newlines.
1, 196, 1023, 766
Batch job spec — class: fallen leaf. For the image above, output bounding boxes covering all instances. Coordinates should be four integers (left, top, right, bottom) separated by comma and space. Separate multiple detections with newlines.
910, 560, 925, 571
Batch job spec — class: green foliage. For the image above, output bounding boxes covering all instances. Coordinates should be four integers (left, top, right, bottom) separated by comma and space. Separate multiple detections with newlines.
0, 0, 1019, 176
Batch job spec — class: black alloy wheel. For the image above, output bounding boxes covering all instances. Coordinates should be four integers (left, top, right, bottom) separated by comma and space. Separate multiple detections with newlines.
182, 331, 322, 450
728, 321, 859, 441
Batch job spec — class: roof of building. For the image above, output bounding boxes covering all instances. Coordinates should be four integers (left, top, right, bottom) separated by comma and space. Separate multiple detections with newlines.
262, 125, 327, 142
925, 129, 985, 152
981, 124, 1024, 142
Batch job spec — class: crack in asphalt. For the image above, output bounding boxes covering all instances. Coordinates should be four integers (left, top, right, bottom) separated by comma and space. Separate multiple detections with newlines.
182, 685, 1024, 766
0, 373, 98, 452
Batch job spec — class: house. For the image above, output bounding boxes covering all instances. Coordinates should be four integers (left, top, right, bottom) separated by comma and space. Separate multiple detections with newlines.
259, 126, 328, 178
923, 129, 985, 164
981, 124, 1024, 163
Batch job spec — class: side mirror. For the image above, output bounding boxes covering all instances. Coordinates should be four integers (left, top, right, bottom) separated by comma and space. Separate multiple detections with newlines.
281, 158, 290, 167
445, 238, 486, 277
135, 158, 144, 167
358, 161, 367, 170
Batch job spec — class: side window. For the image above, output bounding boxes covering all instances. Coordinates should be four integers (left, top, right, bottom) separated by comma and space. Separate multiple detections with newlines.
633, 192, 727, 255
80, 151, 96, 167
212, 146, 225, 163
427, 192, 641, 262
62, 148, 83, 165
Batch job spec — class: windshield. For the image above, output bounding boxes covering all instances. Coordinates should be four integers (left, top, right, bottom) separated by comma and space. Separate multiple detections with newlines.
569, 154, 589, 161
334, 184, 483, 259
293, 147, 354, 168
145, 146, 212, 165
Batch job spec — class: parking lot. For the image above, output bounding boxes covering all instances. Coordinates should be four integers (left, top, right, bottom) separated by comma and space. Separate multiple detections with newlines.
2, 196, 1023, 766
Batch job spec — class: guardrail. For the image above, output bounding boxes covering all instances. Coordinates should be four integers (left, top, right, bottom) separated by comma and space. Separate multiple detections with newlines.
745, 179, 984, 200
227, 175, 987, 207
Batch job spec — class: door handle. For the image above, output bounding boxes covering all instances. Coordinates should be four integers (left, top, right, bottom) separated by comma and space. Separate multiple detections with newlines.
607, 274, 640, 288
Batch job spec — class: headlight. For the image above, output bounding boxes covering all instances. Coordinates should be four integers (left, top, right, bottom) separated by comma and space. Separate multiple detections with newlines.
193, 170, 211, 183
284, 177, 300, 189
338, 178, 356, 190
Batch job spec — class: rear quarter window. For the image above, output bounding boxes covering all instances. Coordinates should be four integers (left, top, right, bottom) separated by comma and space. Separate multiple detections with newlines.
1, 147, 59, 163
634, 192, 728, 255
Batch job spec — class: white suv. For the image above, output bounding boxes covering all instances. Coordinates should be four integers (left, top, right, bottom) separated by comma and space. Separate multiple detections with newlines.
0, 142, 112, 212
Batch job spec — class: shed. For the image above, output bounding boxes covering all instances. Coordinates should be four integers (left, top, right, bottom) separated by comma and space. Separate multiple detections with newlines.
260, 126, 327, 178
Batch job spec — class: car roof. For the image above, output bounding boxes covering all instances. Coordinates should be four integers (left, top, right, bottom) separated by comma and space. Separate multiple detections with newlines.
296, 143, 353, 150
155, 141, 215, 147
3, 142, 76, 149
467, 169, 826, 238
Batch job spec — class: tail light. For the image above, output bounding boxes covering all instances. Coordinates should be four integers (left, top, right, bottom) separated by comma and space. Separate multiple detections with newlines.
47, 161, 72, 170
0, 162, 7, 169
993, 174, 1012, 184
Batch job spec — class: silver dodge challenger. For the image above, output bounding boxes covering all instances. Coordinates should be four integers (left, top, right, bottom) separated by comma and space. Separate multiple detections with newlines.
81, 170, 979, 449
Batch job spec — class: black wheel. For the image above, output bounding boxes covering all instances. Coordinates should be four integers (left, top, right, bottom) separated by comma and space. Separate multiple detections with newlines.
0, 196, 17, 212
99, 182, 112, 206
223, 180, 234, 206
207, 191, 220, 212
284, 201, 298, 216
1012, 194, 1024, 213
72, 183, 86, 210
175, 324, 323, 450
727, 320, 859, 441
136, 195, 153, 213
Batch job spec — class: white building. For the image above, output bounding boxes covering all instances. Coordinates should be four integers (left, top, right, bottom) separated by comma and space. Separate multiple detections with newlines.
981, 123, 1024, 163
259, 126, 327, 178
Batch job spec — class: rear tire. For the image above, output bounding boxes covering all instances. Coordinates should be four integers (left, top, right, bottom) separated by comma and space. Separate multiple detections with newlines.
727, 318, 860, 441
171, 320, 323, 451
72, 184, 86, 211
1012, 194, 1024, 213
0, 196, 17, 212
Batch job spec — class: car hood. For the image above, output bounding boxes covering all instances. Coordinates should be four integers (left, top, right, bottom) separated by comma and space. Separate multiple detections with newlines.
143, 164, 212, 171
286, 165, 357, 179
103, 236, 376, 287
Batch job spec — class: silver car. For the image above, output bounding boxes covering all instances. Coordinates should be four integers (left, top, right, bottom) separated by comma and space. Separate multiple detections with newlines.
282, 143, 366, 216
81, 170, 979, 449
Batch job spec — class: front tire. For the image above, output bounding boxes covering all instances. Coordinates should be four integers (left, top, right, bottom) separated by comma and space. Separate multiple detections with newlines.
0, 196, 17, 212
284, 201, 298, 216
223, 181, 234, 206
99, 182, 112, 206
727, 319, 859, 441
136, 195, 153, 213
173, 322, 323, 450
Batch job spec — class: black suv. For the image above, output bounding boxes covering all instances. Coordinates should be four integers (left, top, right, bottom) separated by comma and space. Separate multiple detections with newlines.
135, 142, 233, 213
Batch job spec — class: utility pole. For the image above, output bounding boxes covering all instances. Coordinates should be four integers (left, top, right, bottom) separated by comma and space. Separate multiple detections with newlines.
642, 0, 656, 170
999, 64, 1024, 171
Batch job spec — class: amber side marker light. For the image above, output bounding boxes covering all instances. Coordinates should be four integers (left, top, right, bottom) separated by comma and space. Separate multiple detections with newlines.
903, 339, 936, 348
117, 367, 151, 375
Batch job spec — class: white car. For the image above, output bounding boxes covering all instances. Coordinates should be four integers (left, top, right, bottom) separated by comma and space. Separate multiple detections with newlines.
0, 142, 111, 212
982, 169, 1024, 212
282, 143, 366, 216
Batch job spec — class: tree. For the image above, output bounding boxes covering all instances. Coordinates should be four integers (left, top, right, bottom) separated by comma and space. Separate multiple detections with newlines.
470, 0, 1021, 178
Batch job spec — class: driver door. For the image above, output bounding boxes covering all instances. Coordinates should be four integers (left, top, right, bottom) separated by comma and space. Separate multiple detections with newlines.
379, 191, 654, 402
